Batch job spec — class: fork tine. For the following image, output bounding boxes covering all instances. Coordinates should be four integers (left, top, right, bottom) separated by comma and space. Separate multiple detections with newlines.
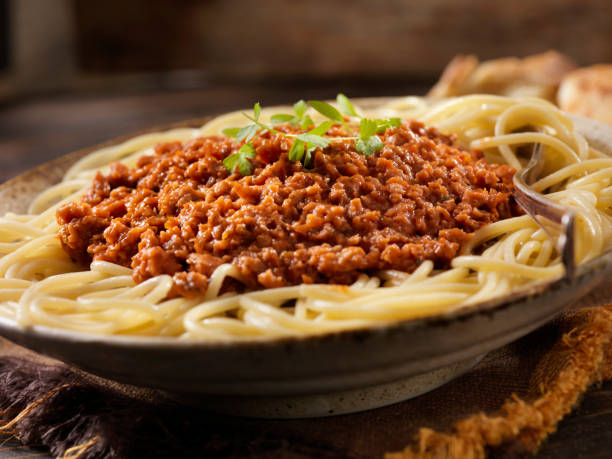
512, 143, 576, 278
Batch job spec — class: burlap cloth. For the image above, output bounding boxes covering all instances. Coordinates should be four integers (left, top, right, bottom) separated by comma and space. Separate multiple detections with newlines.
1, 282, 612, 459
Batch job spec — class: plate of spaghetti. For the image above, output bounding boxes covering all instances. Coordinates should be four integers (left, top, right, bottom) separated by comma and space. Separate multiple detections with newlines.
1, 95, 612, 416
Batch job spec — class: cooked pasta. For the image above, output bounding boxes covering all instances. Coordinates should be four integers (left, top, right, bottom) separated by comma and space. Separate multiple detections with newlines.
1, 95, 611, 340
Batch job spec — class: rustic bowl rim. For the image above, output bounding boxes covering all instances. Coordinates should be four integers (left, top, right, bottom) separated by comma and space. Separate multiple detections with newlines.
0, 99, 610, 352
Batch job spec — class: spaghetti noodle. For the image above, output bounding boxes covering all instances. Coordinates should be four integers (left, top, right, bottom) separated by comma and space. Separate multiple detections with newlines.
0, 95, 611, 340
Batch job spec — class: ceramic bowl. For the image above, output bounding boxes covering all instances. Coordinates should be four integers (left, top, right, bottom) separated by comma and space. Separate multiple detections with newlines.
0, 101, 611, 417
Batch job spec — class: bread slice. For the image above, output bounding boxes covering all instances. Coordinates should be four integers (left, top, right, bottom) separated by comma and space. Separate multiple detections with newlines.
558, 65, 612, 126
429, 51, 577, 102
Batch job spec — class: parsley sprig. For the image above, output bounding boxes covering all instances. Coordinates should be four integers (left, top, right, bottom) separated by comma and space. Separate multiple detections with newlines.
221, 95, 402, 175
222, 143, 257, 176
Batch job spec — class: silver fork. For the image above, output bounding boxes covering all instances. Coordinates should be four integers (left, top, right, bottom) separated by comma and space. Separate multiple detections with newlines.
512, 143, 576, 278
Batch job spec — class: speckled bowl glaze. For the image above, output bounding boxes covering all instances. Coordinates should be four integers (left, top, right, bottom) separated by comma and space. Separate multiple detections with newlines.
1, 99, 611, 418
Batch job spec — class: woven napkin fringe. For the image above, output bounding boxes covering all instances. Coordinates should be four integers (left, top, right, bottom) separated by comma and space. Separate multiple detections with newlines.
385, 305, 612, 459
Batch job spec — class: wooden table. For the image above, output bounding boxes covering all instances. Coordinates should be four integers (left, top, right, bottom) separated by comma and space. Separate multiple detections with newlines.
1, 86, 611, 458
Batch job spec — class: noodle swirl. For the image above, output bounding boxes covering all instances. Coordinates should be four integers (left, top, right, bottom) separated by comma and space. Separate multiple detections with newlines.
1, 95, 611, 340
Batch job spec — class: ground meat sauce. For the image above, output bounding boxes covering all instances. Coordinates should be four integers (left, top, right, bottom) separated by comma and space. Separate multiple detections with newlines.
57, 121, 518, 297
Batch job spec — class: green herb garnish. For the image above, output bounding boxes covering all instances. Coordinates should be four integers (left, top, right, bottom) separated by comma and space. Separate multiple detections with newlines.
336, 93, 358, 117
222, 95, 403, 175
355, 119, 385, 156
308, 100, 344, 124
222, 143, 257, 176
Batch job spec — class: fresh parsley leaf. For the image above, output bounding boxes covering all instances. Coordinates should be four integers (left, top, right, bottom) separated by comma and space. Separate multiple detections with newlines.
294, 100, 308, 118
296, 133, 331, 149
373, 117, 402, 133
388, 117, 402, 127
270, 114, 295, 126
222, 154, 239, 172
222, 127, 241, 138
238, 143, 256, 158
236, 124, 259, 143
303, 148, 314, 168
373, 119, 386, 134
304, 142, 321, 167
359, 118, 378, 139
300, 115, 314, 130
223, 143, 257, 175
308, 100, 344, 123
288, 138, 305, 162
308, 120, 334, 136
355, 136, 384, 156
337, 94, 357, 117
253, 102, 261, 121
238, 158, 253, 175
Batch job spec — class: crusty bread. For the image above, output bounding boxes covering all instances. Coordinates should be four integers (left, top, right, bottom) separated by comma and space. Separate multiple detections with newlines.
558, 65, 612, 126
429, 51, 577, 102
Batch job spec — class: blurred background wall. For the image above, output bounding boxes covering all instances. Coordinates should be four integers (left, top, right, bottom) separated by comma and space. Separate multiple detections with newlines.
2, 0, 612, 100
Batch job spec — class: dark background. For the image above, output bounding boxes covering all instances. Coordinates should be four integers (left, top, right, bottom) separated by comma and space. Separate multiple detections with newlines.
3, 0, 612, 92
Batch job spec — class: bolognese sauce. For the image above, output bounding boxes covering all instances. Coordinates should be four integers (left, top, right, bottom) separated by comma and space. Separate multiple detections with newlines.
57, 121, 518, 296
